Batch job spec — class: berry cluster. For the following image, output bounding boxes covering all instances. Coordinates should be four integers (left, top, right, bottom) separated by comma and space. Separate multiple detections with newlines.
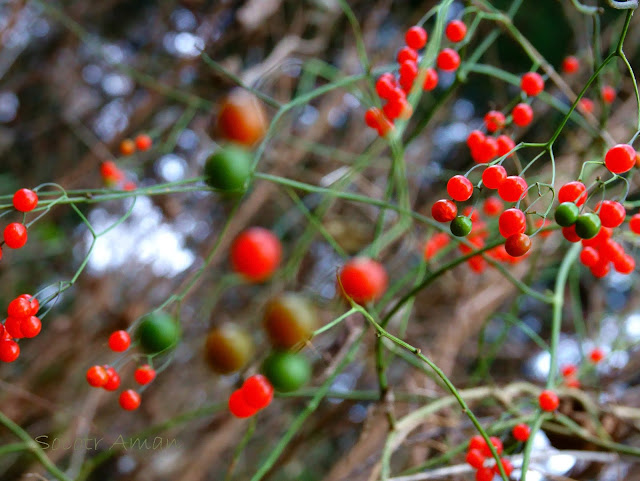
85, 330, 157, 411
0, 188, 39, 259
0, 294, 41, 363
365, 20, 467, 136
464, 435, 512, 481
560, 347, 606, 388
99, 161, 137, 191
228, 374, 274, 418
119, 133, 153, 156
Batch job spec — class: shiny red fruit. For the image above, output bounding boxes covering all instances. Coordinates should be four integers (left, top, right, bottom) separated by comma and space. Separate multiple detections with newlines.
437, 48, 460, 71
431, 199, 457, 223
605, 144, 636, 174
108, 330, 131, 352
562, 56, 579, 74
482, 165, 507, 190
228, 388, 258, 418
0, 340, 20, 362
521, 72, 544, 96
539, 389, 559, 411
86, 365, 109, 387
242, 374, 274, 410
499, 208, 526, 238
447, 175, 473, 201
338, 257, 388, 304
4, 223, 27, 249
498, 176, 527, 203
558, 181, 587, 206
103, 366, 121, 391
119, 390, 141, 411
405, 26, 427, 49
445, 20, 467, 42
512, 423, 531, 441
231, 227, 282, 283
134, 365, 156, 385
512, 103, 533, 127
13, 189, 38, 212
484, 110, 505, 133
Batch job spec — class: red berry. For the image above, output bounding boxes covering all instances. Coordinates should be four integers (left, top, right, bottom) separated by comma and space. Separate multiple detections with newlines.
103, 366, 121, 391
565, 376, 581, 388
484, 111, 505, 133
405, 26, 427, 50
0, 340, 19, 362
228, 388, 258, 418
375, 74, 397, 99
8, 297, 32, 318
562, 56, 579, 74
476, 466, 494, 481
483, 197, 504, 217
431, 199, 458, 223
108, 330, 131, 352
630, 213, 640, 234
120, 139, 136, 156
423, 233, 450, 260
496, 135, 515, 157
589, 347, 605, 364
614, 254, 635, 274
20, 316, 41, 338
437, 48, 460, 71
512, 103, 533, 127
383, 98, 405, 120
469, 435, 488, 451
422, 68, 438, 91
494, 458, 513, 476
134, 364, 156, 385
338, 257, 388, 304
241, 374, 274, 410
445, 20, 467, 43
521, 72, 544, 96
4, 223, 27, 249
13, 189, 38, 212
562, 225, 581, 243
505, 233, 531, 257
580, 246, 600, 267
467, 130, 485, 150
472, 137, 498, 164
465, 449, 485, 469
482, 165, 507, 190
100, 161, 123, 183
499, 208, 526, 238
601, 85, 616, 104
119, 389, 141, 411
596, 200, 625, 228
18, 294, 39, 316
561, 364, 578, 377
397, 47, 418, 64
512, 423, 531, 441
481, 436, 503, 457
498, 176, 527, 203
591, 257, 611, 278
4, 317, 23, 338
599, 238, 625, 262
86, 365, 109, 388
579, 98, 594, 114
134, 134, 152, 151
399, 60, 418, 84
538, 389, 560, 412
605, 144, 636, 174
447, 175, 474, 201
558, 181, 587, 206
231, 227, 282, 282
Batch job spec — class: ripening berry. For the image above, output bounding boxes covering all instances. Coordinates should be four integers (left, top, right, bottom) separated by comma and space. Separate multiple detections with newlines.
405, 26, 427, 49
483, 197, 504, 217
134, 364, 157, 385
119, 139, 136, 156
630, 213, 640, 234
521, 72, 544, 96
512, 423, 531, 441
119, 389, 141, 411
465, 449, 485, 469
558, 181, 587, 206
242, 374, 274, 410
539, 389, 560, 412
562, 56, 579, 74
103, 366, 121, 391
476, 467, 494, 481
605, 144, 636, 174
4, 223, 27, 249
20, 316, 41, 338
338, 257, 388, 304
0, 340, 20, 362
496, 135, 515, 157
499, 208, 526, 238
100, 161, 124, 183
447, 175, 474, 201
231, 227, 282, 283
432, 199, 458, 223
596, 200, 625, 228
437, 48, 460, 71
108, 330, 131, 352
482, 165, 507, 190
601, 85, 616, 104
445, 20, 467, 42
397, 46, 418, 64
589, 347, 605, 364
505, 233, 531, 257
217, 89, 268, 147
498, 176, 527, 203
484, 111, 505, 133
512, 103, 533, 127
422, 68, 438, 91
86, 365, 109, 387
228, 388, 258, 418
13, 189, 38, 212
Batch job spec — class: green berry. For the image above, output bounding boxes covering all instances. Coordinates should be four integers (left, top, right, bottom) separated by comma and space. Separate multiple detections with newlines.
137, 312, 181, 353
554, 202, 579, 227
450, 216, 472, 237
262, 351, 311, 392
575, 212, 601, 239
204, 145, 253, 192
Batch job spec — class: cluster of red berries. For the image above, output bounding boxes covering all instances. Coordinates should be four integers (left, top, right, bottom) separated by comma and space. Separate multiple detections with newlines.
0, 188, 39, 259
464, 435, 512, 481
99, 161, 137, 191
0, 294, 41, 363
228, 374, 274, 418
561, 56, 616, 112
560, 347, 606, 388
119, 134, 153, 156
364, 20, 467, 136
85, 330, 156, 411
